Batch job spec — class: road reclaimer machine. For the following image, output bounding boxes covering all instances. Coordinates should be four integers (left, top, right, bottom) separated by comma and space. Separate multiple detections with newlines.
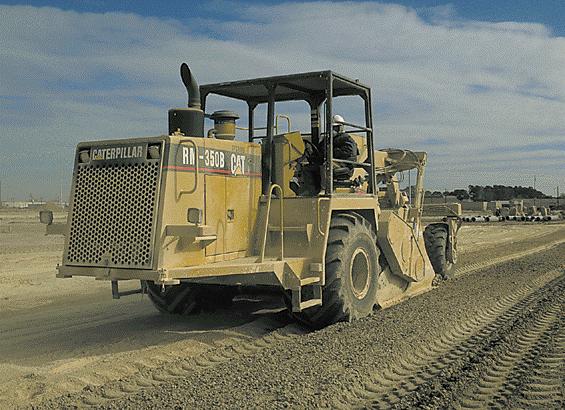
42, 64, 460, 328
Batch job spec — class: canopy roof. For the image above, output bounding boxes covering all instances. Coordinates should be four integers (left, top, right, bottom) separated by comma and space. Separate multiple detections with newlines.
200, 70, 370, 104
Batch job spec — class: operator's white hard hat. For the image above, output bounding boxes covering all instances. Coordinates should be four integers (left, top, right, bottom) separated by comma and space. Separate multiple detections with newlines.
332, 114, 344, 126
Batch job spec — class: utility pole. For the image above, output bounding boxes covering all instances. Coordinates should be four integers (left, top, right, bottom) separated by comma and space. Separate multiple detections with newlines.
0, 179, 2, 208
59, 153, 63, 207
533, 175, 536, 207
59, 151, 64, 207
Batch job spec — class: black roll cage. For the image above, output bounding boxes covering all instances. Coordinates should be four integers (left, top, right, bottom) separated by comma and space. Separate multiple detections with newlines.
200, 70, 375, 197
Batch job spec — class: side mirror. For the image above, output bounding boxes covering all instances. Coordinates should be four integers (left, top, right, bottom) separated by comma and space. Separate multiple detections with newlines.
39, 210, 53, 225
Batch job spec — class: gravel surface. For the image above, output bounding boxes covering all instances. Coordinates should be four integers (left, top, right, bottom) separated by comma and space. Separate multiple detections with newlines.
39, 242, 565, 409
457, 225, 564, 268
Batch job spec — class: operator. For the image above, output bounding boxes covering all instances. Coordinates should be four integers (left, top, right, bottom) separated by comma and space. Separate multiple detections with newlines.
290, 114, 359, 195
331, 114, 359, 179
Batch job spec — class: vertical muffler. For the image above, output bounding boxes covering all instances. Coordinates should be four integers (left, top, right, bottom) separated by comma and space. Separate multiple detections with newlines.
168, 63, 205, 137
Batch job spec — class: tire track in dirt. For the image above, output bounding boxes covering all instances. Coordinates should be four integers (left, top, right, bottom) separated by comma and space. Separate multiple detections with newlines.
456, 237, 565, 277
329, 271, 565, 409
31, 231, 565, 409
512, 319, 565, 408
42, 318, 306, 408
455, 295, 563, 408
45, 257, 563, 409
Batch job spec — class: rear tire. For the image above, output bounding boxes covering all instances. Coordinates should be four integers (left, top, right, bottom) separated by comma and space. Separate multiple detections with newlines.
291, 213, 380, 329
198, 285, 237, 311
144, 281, 236, 315
144, 281, 200, 315
424, 224, 454, 279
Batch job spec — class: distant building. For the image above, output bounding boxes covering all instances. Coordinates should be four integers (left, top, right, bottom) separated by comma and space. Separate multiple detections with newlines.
424, 193, 461, 204
461, 200, 488, 212
3, 201, 30, 208
488, 200, 510, 212
522, 198, 560, 209
2, 201, 46, 209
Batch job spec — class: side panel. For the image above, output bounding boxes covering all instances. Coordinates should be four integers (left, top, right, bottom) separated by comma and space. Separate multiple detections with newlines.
376, 210, 428, 282
157, 136, 262, 270
257, 196, 331, 263
156, 137, 207, 270
203, 137, 261, 258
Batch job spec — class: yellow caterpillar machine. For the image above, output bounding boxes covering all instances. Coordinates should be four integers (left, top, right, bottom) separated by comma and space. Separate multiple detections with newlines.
42, 64, 460, 328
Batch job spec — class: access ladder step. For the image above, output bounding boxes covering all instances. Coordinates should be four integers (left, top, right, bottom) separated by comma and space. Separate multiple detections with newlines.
299, 298, 322, 310
268, 225, 308, 232
300, 277, 320, 286
292, 283, 322, 312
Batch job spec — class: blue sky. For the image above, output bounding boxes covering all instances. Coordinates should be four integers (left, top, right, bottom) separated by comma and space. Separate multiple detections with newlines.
0, 1, 564, 199
2, 0, 565, 35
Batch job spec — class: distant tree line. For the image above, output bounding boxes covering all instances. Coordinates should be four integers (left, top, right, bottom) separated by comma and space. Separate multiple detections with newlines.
429, 185, 550, 201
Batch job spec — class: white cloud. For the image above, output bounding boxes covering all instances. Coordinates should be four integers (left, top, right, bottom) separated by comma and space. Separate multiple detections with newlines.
0, 2, 564, 199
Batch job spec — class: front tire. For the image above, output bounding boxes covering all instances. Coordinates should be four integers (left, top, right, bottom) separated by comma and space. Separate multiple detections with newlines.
424, 224, 454, 279
292, 213, 380, 329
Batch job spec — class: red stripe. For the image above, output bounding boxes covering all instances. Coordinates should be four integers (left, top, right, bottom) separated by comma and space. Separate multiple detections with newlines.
163, 165, 196, 171
163, 165, 261, 177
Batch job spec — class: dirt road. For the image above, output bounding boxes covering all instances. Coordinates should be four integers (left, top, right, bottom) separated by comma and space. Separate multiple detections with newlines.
0, 210, 563, 408
0, 211, 290, 408
39, 242, 565, 409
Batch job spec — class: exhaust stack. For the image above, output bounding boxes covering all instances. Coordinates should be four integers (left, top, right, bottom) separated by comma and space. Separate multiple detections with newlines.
181, 62, 201, 109
168, 63, 204, 137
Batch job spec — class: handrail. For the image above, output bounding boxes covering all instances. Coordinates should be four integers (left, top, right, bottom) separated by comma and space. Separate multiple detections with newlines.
238, 114, 292, 136
177, 139, 199, 197
237, 126, 267, 131
259, 184, 284, 262
276, 114, 292, 133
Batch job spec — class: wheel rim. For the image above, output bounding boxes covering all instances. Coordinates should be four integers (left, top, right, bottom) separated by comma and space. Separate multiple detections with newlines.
350, 248, 371, 299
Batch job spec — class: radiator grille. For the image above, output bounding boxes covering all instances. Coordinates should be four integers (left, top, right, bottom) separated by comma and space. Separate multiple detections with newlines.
65, 160, 160, 268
